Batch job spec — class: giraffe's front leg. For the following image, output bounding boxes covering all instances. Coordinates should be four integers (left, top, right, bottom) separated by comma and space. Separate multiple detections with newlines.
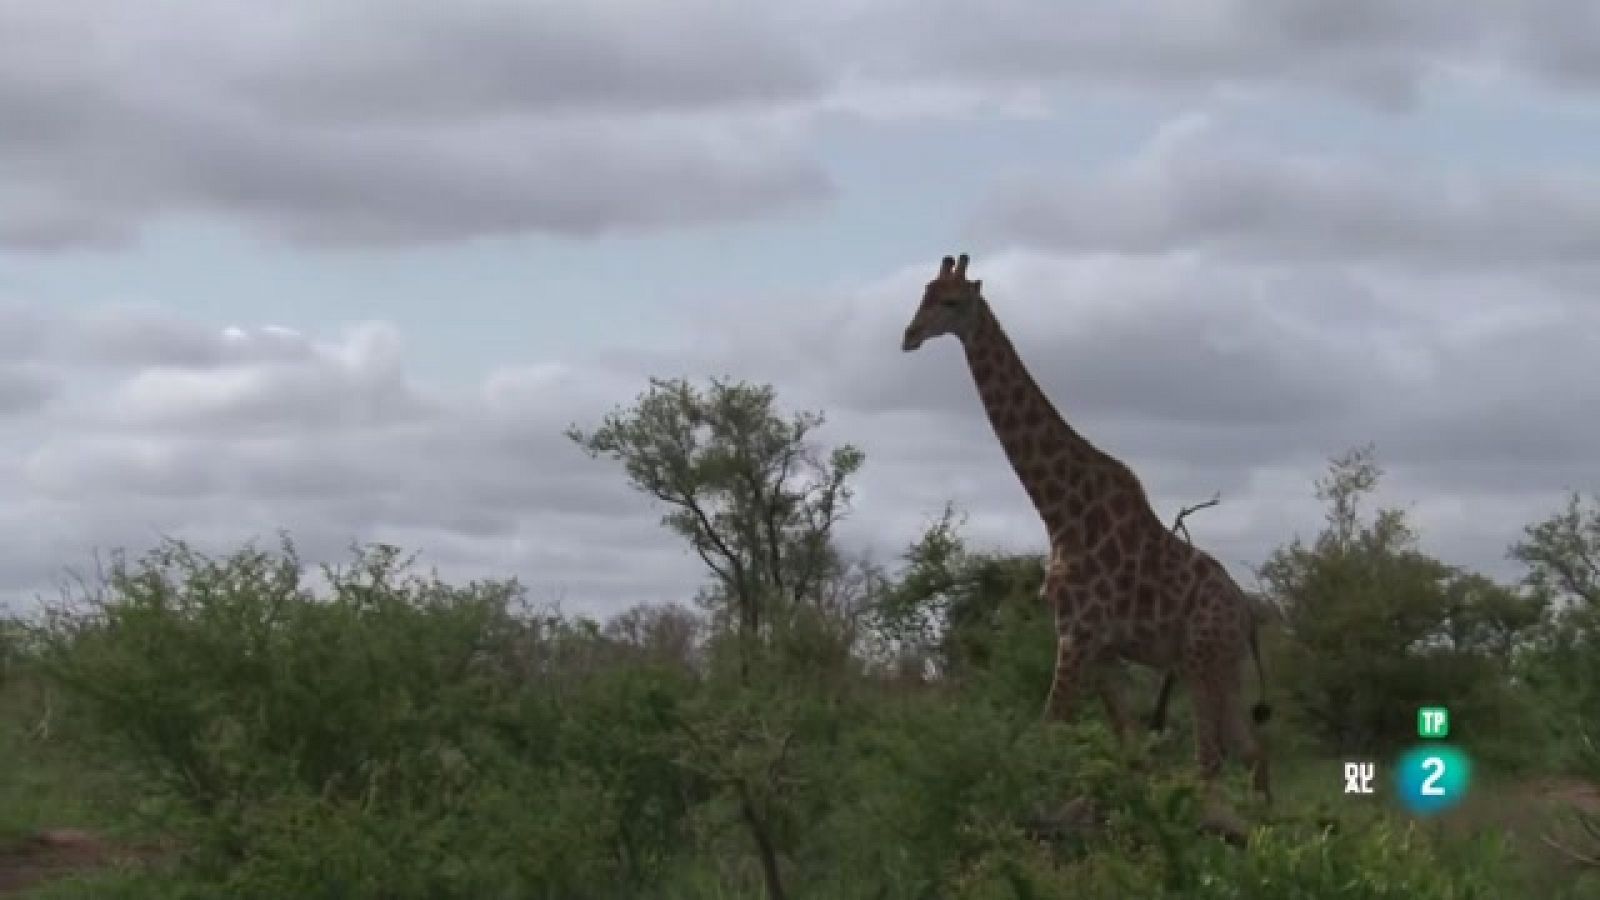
1043, 633, 1089, 722
1097, 670, 1131, 746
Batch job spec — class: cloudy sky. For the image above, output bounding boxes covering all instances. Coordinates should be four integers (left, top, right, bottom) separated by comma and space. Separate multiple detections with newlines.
3, 0, 1598, 616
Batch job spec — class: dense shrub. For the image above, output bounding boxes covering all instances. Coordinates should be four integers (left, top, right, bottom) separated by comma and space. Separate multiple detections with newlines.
1262, 448, 1541, 762
29, 540, 703, 896
12, 427, 1596, 897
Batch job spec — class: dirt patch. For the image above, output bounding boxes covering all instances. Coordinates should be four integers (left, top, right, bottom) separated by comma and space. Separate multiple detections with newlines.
1515, 777, 1600, 874
1525, 776, 1600, 814
0, 828, 165, 896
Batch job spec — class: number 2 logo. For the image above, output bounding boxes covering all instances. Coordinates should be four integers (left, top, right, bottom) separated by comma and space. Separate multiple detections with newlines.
1421, 756, 1446, 796
1396, 746, 1468, 814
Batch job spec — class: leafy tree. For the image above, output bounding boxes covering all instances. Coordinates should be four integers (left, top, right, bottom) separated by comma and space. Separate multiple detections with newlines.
569, 377, 869, 899
1512, 493, 1600, 779
569, 377, 864, 680
1261, 446, 1537, 756
1437, 571, 1544, 665
867, 504, 967, 675
602, 601, 705, 673
1513, 492, 1600, 615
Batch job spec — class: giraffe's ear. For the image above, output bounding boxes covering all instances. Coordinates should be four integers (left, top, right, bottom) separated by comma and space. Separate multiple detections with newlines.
971, 279, 982, 292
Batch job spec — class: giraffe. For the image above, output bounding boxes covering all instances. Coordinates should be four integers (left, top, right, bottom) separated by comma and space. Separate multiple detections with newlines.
1148, 671, 1179, 734
900, 253, 1272, 806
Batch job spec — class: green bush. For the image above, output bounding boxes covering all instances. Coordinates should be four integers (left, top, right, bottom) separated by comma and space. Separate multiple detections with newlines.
39, 542, 514, 813
29, 538, 709, 897
210, 769, 622, 900
1179, 820, 1507, 899
5, 532, 1565, 899
1262, 449, 1539, 760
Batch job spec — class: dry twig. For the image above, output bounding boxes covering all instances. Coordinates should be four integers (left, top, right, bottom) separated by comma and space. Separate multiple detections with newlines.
1171, 492, 1222, 545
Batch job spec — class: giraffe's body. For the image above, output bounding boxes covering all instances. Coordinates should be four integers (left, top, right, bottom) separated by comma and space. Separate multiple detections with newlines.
902, 254, 1270, 803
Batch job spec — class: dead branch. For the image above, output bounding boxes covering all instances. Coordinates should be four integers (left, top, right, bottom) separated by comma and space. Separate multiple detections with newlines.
1541, 832, 1600, 867
1171, 492, 1222, 545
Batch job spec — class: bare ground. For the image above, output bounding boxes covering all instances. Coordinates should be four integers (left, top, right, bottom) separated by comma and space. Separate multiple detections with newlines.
0, 829, 166, 897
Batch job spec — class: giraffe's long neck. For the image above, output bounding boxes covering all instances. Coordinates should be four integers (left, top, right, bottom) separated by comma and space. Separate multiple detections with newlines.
960, 302, 1107, 540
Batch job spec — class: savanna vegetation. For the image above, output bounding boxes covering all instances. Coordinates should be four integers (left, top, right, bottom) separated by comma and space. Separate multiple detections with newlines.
2, 377, 1599, 898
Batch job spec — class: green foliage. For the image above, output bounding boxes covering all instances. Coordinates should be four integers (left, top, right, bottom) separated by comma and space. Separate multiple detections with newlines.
1512, 492, 1600, 612
1511, 494, 1600, 873
23, 539, 715, 897
0, 528, 1554, 899
1180, 821, 1508, 899
37, 541, 519, 820
568, 377, 866, 664
1261, 447, 1539, 759
3, 380, 1592, 898
868, 503, 966, 663
0, 616, 23, 687
1513, 494, 1600, 772
803, 704, 1097, 898
1522, 605, 1600, 778
866, 507, 1055, 699
211, 770, 622, 900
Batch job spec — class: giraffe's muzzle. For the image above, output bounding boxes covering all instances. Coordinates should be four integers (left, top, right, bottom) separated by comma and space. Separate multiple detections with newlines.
901, 329, 924, 352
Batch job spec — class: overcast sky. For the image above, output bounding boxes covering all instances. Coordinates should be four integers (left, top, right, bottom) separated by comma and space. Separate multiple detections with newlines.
3, 1, 1598, 617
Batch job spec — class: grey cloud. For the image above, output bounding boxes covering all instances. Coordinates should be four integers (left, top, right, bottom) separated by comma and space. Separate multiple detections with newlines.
0, 303, 710, 615
163, 114, 830, 247
0, 303, 53, 358
1500, 0, 1600, 89
0, 367, 54, 415
0, 1, 832, 250
681, 248, 1594, 583
974, 118, 1600, 266
3, 302, 357, 370
854, 0, 1599, 106
107, 363, 431, 434
10, 0, 1600, 253
65, 308, 239, 368
25, 439, 223, 500
1366, 318, 1600, 476
762, 255, 1375, 429
100, 322, 433, 434
1, 254, 1588, 615
0, 206, 134, 253
230, 1, 827, 122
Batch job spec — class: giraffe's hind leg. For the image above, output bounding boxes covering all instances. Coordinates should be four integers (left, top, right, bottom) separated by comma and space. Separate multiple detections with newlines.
1186, 671, 1227, 785
1185, 673, 1254, 844
1220, 679, 1272, 806
1188, 664, 1268, 793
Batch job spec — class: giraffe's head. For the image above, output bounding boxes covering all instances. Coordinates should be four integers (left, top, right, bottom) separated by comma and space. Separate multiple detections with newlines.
901, 253, 983, 352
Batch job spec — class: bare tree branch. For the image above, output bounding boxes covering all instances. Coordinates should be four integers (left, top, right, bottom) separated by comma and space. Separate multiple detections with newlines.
758, 443, 798, 601
1541, 832, 1600, 868
1171, 492, 1222, 545
678, 495, 744, 593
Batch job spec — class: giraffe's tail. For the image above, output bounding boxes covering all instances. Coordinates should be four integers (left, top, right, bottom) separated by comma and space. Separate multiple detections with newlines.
1248, 614, 1272, 725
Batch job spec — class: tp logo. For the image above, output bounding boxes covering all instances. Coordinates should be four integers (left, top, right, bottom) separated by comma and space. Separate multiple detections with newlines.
1418, 706, 1449, 738
1395, 706, 1471, 815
